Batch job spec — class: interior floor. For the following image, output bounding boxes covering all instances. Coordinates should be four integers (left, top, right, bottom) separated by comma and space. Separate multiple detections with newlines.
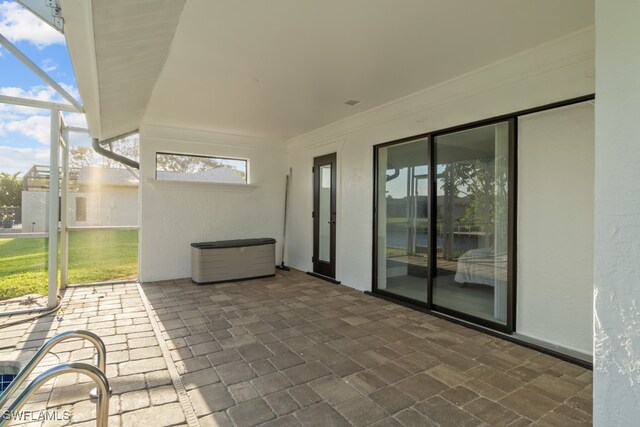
433, 274, 496, 323
386, 275, 429, 302
386, 255, 462, 272
382, 274, 498, 323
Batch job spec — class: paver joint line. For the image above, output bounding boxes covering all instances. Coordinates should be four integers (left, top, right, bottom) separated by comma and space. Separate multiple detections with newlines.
137, 283, 201, 427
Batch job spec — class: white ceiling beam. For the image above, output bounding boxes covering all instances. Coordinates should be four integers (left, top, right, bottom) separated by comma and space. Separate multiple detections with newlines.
0, 94, 82, 113
65, 126, 89, 134
0, 32, 83, 112
15, 0, 64, 33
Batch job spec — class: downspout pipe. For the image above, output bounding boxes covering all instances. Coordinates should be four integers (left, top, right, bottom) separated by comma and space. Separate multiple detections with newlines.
91, 130, 139, 169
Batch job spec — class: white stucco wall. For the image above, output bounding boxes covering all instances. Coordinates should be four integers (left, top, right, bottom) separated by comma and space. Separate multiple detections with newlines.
68, 188, 139, 227
594, 0, 640, 424
286, 29, 595, 354
517, 103, 594, 356
21, 191, 49, 232
138, 125, 286, 282
21, 188, 138, 232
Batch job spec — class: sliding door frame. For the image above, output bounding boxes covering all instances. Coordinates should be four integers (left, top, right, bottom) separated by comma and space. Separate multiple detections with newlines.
372, 93, 595, 334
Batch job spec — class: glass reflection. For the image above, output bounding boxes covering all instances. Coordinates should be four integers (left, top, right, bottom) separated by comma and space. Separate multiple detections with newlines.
433, 122, 509, 324
376, 139, 429, 302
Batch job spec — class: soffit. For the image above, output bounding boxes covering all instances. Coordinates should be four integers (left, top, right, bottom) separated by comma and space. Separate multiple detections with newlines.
62, 0, 186, 140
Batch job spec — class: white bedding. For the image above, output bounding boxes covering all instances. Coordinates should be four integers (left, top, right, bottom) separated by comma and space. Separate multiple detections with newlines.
454, 247, 507, 287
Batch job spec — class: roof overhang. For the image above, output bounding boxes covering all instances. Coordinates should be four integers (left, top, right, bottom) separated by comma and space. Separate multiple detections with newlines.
59, 0, 100, 137
59, 0, 186, 140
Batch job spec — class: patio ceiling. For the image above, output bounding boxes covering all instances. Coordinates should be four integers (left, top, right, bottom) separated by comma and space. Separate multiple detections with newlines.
61, 0, 593, 141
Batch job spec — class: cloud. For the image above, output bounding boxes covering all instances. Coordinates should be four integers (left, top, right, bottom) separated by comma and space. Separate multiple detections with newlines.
0, 81, 81, 107
60, 82, 80, 101
0, 1, 65, 48
0, 83, 84, 155
1, 84, 60, 101
0, 85, 61, 117
0, 145, 49, 174
5, 115, 51, 145
0, 86, 55, 145
63, 112, 87, 128
41, 58, 57, 72
0, 84, 80, 117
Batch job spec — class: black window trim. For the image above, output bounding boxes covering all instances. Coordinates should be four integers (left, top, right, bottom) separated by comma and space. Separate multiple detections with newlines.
155, 151, 249, 184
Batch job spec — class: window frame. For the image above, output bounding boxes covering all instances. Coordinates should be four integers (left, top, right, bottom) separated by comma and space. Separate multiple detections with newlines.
154, 151, 249, 185
372, 93, 595, 334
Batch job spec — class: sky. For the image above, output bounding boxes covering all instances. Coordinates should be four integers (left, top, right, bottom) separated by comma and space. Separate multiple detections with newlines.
0, 0, 89, 175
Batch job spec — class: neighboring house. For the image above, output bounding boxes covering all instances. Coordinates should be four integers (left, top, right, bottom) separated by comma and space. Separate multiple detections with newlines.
21, 165, 138, 232
156, 168, 245, 184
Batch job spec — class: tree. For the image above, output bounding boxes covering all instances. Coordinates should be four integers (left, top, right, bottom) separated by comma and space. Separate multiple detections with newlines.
445, 158, 508, 226
156, 153, 246, 180
69, 136, 140, 169
70, 146, 101, 168
69, 136, 245, 179
156, 153, 223, 173
0, 172, 22, 207
110, 137, 139, 164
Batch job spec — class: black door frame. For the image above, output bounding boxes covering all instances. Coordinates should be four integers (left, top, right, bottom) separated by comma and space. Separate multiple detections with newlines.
372, 93, 595, 334
313, 153, 337, 279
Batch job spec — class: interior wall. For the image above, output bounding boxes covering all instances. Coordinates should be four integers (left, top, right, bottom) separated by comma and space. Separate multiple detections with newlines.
517, 103, 594, 356
138, 125, 286, 282
286, 28, 595, 353
594, 0, 640, 423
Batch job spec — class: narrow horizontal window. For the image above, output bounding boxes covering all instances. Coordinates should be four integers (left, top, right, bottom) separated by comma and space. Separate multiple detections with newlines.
155, 153, 248, 184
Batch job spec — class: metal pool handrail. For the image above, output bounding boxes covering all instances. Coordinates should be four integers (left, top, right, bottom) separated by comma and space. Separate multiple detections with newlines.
0, 330, 107, 408
0, 362, 110, 427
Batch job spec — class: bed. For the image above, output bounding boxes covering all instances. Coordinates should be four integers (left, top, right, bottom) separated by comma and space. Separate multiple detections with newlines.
454, 247, 508, 321
454, 247, 507, 286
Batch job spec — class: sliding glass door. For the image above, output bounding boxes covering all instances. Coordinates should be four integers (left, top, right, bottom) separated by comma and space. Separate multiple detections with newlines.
374, 120, 513, 331
432, 122, 509, 325
375, 138, 429, 302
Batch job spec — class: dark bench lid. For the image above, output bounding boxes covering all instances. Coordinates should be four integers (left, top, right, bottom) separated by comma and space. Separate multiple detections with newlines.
191, 238, 276, 249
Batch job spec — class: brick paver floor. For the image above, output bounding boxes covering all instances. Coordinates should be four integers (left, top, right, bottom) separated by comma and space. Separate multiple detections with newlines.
0, 270, 592, 426
141, 270, 592, 427
1, 283, 187, 426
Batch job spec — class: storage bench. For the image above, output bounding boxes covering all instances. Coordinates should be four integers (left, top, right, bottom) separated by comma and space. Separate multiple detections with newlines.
191, 238, 276, 285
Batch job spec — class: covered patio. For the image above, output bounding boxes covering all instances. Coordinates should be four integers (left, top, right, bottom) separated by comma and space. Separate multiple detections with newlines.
2, 270, 591, 426
3, 0, 640, 424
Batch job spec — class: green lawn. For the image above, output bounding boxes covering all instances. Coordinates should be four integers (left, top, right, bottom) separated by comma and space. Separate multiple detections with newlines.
0, 230, 138, 301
